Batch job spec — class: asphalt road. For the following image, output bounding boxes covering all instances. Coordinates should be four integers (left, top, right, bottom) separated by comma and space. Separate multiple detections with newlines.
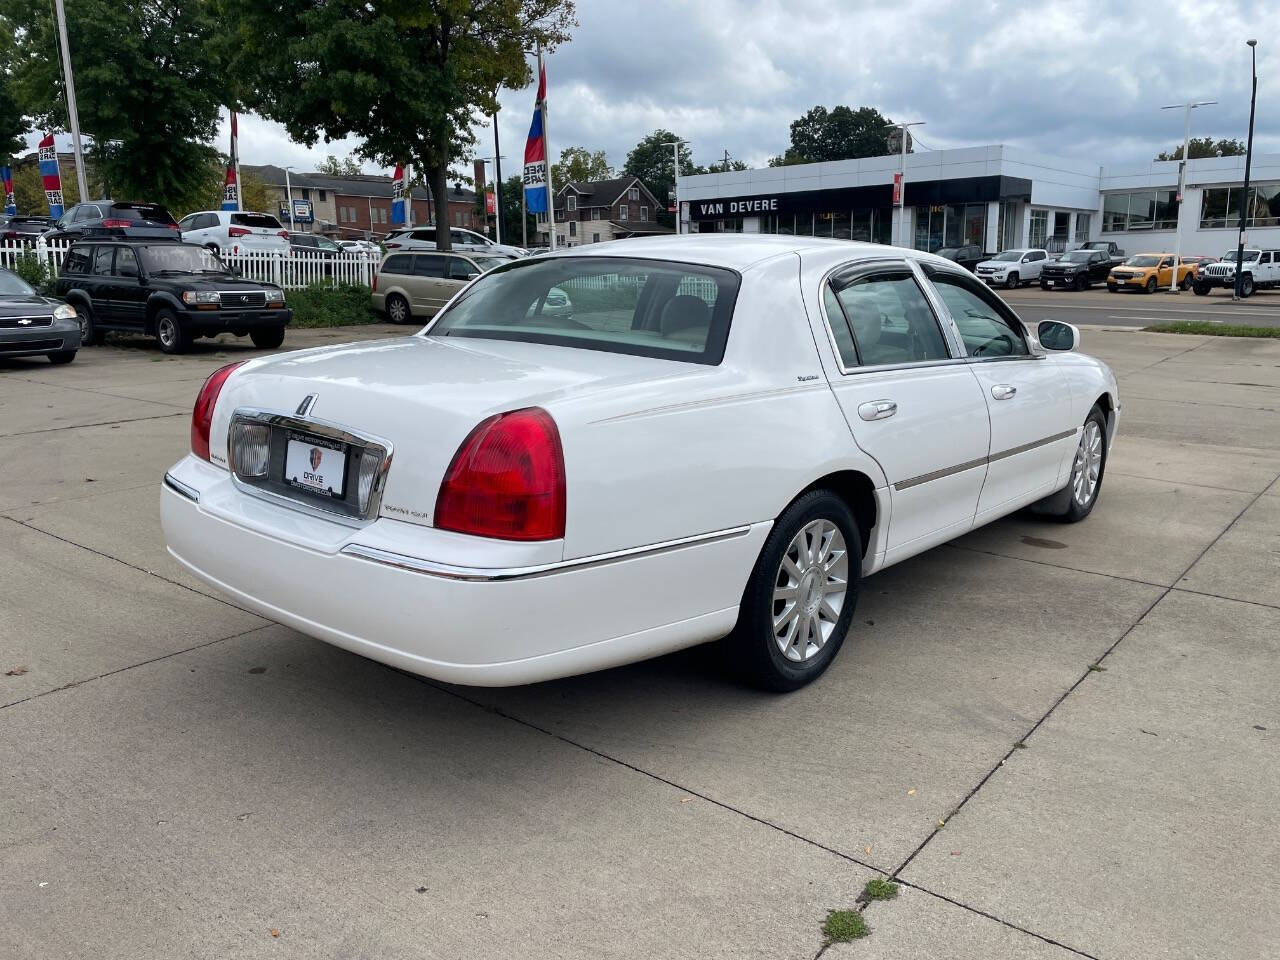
1002, 285, 1280, 329
3, 326, 1280, 959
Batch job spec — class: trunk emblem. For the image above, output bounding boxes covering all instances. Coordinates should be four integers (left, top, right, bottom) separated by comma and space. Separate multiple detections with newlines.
296, 394, 317, 417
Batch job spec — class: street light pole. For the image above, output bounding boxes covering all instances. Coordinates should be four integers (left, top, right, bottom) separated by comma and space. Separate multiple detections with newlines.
1160, 99, 1216, 292
891, 121, 925, 248
52, 0, 88, 198
664, 140, 688, 234
1234, 40, 1258, 300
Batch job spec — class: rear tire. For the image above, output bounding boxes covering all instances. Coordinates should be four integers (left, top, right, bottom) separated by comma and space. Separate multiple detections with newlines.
385, 293, 410, 325
77, 303, 103, 345
1180, 273, 1193, 291
1040, 281, 1050, 290
154, 309, 192, 355
1240, 275, 1255, 298
249, 326, 286, 350
47, 350, 76, 364
726, 490, 861, 691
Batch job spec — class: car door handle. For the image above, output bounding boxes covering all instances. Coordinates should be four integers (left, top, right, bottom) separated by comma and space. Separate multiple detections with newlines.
857, 400, 897, 421
991, 384, 1017, 400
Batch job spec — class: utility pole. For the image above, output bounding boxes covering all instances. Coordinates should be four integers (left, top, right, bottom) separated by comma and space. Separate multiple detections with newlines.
52, 0, 88, 198
492, 111, 504, 246
665, 140, 688, 234
1161, 100, 1216, 292
1234, 40, 1258, 300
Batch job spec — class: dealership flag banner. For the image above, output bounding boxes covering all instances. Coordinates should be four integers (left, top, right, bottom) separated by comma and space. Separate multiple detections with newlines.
38, 133, 64, 219
221, 111, 240, 211
2, 167, 14, 216
523, 54, 553, 245
391, 164, 406, 226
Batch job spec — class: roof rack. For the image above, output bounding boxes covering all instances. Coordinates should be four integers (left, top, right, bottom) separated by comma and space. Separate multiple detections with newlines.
76, 226, 185, 241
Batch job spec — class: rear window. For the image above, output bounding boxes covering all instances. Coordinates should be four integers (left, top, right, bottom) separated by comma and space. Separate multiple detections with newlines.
230, 213, 282, 229
110, 203, 176, 224
426, 256, 741, 365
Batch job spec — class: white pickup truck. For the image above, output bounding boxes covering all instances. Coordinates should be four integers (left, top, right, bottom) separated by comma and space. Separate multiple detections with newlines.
1193, 249, 1280, 297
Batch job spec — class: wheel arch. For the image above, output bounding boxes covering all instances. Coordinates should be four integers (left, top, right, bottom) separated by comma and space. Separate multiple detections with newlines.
145, 293, 185, 334
786, 470, 880, 557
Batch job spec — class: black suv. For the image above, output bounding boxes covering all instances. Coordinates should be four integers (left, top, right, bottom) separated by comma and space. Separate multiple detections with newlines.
41, 201, 180, 242
55, 236, 291, 354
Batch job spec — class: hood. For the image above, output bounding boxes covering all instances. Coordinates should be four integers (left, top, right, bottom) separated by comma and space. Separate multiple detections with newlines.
0, 294, 57, 316
976, 259, 1012, 270
213, 335, 711, 526
154, 274, 278, 291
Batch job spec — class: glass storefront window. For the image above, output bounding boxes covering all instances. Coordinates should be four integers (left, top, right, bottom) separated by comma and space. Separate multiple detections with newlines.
831, 211, 852, 240
1254, 184, 1280, 227
793, 213, 814, 236
1102, 194, 1128, 232
851, 211, 872, 242
1075, 213, 1091, 241
1103, 190, 1177, 231
965, 204, 987, 248
1029, 209, 1049, 248
872, 209, 892, 246
814, 212, 834, 238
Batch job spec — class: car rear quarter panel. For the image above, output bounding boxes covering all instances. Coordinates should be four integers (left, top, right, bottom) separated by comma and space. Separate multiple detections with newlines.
554, 253, 886, 560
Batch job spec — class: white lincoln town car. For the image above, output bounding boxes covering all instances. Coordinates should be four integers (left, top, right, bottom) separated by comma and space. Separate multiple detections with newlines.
161, 236, 1118, 690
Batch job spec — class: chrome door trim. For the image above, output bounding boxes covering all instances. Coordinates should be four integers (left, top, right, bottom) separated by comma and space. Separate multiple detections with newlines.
341, 524, 754, 582
893, 427, 1077, 491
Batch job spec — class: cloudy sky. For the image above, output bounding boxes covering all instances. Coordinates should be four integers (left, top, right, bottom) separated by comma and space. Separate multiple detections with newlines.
30, 0, 1277, 179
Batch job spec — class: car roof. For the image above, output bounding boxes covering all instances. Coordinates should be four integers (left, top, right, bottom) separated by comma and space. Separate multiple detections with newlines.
537, 234, 959, 272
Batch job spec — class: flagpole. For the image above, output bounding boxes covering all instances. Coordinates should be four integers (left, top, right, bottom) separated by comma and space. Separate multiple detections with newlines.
52, 0, 88, 198
232, 111, 243, 211
539, 41, 556, 252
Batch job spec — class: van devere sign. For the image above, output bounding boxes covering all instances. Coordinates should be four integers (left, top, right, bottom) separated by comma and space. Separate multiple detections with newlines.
694, 198, 780, 217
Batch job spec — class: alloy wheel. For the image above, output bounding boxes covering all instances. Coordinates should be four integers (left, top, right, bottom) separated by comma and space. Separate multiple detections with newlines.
158, 316, 177, 349
771, 519, 849, 663
1072, 420, 1103, 508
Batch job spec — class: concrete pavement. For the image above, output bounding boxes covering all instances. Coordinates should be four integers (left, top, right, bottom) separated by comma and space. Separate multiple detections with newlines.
2, 322, 1279, 959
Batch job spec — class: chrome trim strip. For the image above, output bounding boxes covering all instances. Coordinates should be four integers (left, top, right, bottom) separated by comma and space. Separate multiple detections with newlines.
340, 525, 755, 582
894, 428, 1077, 491
163, 472, 200, 503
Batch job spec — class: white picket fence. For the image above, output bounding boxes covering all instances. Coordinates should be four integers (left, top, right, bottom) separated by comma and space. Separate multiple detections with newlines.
0, 238, 376, 290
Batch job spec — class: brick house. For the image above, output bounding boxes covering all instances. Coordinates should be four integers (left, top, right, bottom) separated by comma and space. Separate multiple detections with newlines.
244, 165, 479, 240
539, 176, 672, 247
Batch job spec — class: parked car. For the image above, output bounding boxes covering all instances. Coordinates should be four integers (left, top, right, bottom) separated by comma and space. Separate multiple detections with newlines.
935, 244, 985, 272
55, 236, 290, 354
1107, 253, 1197, 293
1, 214, 55, 245
288, 233, 344, 259
1193, 249, 1280, 298
338, 239, 382, 256
1078, 240, 1126, 260
973, 248, 1050, 288
1039, 248, 1113, 290
161, 235, 1118, 691
384, 225, 527, 259
0, 267, 80, 364
41, 201, 180, 241
371, 250, 511, 323
178, 210, 290, 256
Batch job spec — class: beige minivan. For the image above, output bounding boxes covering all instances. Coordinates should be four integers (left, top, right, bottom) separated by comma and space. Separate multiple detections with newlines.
371, 250, 510, 324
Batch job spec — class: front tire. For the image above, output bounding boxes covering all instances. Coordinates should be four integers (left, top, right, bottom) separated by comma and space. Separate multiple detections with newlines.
1240, 275, 1255, 298
154, 309, 192, 355
1180, 273, 1193, 291
1032, 406, 1107, 523
1074, 274, 1086, 291
249, 326, 286, 349
1145, 277, 1157, 294
1005, 272, 1020, 289
727, 490, 861, 691
78, 303, 103, 345
1193, 280, 1210, 296
47, 350, 76, 364
385, 293, 410, 325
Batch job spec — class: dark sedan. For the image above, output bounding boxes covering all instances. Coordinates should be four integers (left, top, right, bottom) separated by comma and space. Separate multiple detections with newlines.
0, 268, 81, 364
936, 244, 986, 272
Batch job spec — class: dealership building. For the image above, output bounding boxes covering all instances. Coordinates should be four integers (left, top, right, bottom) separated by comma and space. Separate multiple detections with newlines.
677, 144, 1280, 257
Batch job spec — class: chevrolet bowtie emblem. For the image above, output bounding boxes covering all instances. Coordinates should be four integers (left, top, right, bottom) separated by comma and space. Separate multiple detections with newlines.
18, 318, 33, 325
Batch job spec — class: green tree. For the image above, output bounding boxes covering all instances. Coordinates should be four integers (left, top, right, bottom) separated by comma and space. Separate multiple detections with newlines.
768, 105, 895, 166
181, 159, 270, 217
316, 154, 364, 177
0, 30, 29, 161
1156, 137, 1246, 161
623, 130, 695, 227
219, 0, 575, 252
706, 157, 748, 173
551, 146, 611, 186
4, 0, 230, 212
499, 173, 537, 245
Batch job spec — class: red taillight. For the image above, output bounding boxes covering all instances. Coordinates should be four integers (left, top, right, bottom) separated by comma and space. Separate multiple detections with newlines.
101, 218, 130, 228
277, 230, 289, 239
228, 226, 251, 238
190, 361, 245, 461
435, 408, 566, 541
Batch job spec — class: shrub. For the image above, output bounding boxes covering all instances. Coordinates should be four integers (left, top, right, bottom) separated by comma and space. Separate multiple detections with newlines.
285, 283, 380, 328
11, 252, 52, 293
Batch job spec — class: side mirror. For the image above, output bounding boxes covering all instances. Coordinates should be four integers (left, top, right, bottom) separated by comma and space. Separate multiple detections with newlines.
1038, 319, 1079, 352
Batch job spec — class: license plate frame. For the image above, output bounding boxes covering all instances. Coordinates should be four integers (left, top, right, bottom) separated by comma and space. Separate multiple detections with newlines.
284, 431, 348, 499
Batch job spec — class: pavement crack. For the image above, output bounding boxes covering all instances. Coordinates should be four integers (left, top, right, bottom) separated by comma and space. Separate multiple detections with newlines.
1, 514, 263, 618
0, 623, 272, 712
1, 411, 186, 438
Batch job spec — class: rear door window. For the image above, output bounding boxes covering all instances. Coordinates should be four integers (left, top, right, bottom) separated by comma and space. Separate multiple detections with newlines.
446, 256, 478, 280
829, 267, 950, 367
91, 246, 115, 276
114, 247, 140, 277
413, 255, 446, 278
63, 245, 92, 274
428, 256, 741, 364
411, 229, 435, 243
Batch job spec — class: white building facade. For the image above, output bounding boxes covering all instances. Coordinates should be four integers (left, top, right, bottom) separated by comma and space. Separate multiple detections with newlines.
677, 145, 1280, 257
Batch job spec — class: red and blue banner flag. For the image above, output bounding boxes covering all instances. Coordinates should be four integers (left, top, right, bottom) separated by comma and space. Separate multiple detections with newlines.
38, 133, 64, 219
2, 167, 14, 216
221, 111, 240, 211
523, 61, 549, 214
390, 164, 406, 226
